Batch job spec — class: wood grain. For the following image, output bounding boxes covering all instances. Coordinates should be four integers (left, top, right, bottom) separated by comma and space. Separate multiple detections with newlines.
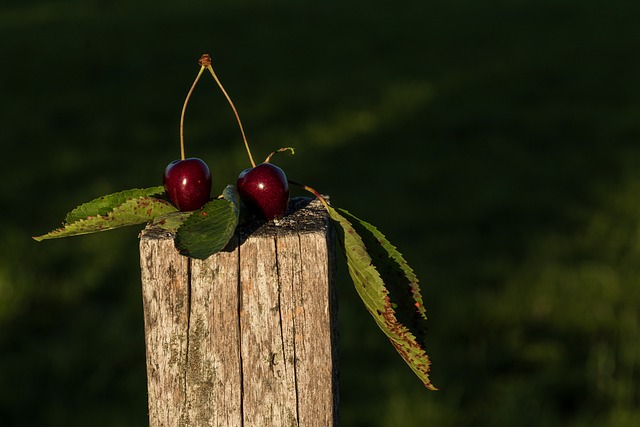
139, 199, 338, 426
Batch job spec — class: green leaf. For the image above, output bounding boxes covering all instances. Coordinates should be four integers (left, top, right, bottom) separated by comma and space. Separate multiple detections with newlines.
150, 211, 194, 233
327, 205, 436, 390
174, 185, 240, 259
65, 186, 167, 224
221, 184, 241, 210
33, 196, 178, 241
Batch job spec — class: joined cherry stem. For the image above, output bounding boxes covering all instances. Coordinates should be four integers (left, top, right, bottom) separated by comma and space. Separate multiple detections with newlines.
180, 54, 257, 167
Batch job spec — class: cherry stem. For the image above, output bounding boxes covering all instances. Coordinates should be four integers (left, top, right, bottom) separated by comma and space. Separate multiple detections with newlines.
288, 180, 331, 212
265, 147, 295, 163
202, 56, 256, 168
180, 63, 207, 161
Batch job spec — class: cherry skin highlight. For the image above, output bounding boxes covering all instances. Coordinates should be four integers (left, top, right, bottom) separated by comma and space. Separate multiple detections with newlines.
163, 158, 212, 211
236, 163, 289, 220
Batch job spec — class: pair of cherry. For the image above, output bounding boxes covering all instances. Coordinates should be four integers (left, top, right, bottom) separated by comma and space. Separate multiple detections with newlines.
163, 55, 289, 220
164, 158, 288, 220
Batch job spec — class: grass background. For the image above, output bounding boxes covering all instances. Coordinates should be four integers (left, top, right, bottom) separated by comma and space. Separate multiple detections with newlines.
1, 0, 639, 425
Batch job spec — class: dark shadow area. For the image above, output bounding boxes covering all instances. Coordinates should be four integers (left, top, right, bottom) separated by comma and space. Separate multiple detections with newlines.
224, 196, 323, 251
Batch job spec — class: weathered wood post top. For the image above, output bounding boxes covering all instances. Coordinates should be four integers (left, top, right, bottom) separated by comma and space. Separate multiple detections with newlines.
139, 197, 338, 427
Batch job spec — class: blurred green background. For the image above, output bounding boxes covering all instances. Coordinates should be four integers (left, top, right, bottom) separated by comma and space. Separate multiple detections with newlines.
1, 0, 639, 425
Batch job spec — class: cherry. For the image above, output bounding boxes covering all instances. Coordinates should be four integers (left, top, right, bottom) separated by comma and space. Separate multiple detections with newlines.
164, 55, 213, 212
237, 163, 289, 220
163, 158, 211, 211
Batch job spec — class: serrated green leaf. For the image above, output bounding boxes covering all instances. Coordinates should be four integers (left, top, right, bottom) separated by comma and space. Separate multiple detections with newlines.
64, 186, 166, 224
337, 207, 428, 322
33, 196, 178, 241
174, 186, 240, 259
327, 205, 436, 390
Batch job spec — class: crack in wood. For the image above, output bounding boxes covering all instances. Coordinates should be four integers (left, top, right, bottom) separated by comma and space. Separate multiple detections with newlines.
236, 240, 245, 427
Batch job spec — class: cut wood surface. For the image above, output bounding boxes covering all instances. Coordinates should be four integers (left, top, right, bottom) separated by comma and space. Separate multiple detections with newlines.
139, 198, 338, 426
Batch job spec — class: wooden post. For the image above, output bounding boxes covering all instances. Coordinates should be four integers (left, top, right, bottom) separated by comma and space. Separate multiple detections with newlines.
139, 198, 339, 426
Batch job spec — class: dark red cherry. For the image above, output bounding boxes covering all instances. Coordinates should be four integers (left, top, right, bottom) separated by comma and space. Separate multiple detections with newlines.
236, 163, 289, 220
163, 158, 212, 211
